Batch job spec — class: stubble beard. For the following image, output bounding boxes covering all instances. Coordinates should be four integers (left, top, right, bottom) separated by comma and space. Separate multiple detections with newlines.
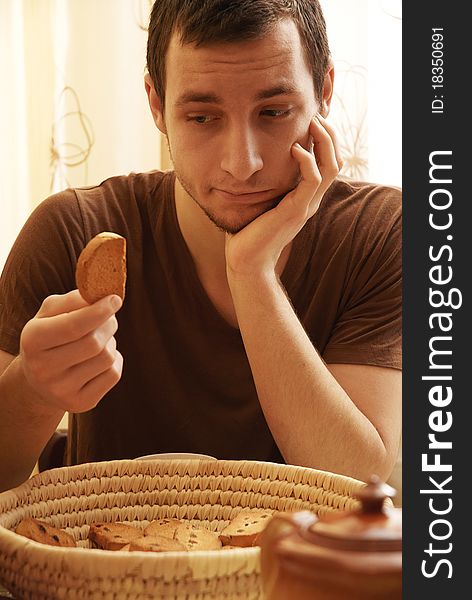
168, 142, 302, 235
175, 173, 287, 234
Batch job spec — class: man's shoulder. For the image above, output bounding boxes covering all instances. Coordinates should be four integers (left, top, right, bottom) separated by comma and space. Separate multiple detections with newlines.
297, 176, 401, 267
34, 169, 175, 239
322, 177, 401, 222
323, 177, 401, 210
73, 169, 172, 205
37, 169, 172, 212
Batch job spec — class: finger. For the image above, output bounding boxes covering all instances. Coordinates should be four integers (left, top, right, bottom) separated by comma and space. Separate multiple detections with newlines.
290, 142, 321, 200
36, 290, 90, 318
72, 350, 123, 413
42, 316, 119, 372
316, 114, 344, 170
31, 294, 122, 352
309, 115, 339, 185
66, 336, 118, 387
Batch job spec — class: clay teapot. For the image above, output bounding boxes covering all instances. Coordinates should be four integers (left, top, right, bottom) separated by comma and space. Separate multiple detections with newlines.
260, 476, 402, 600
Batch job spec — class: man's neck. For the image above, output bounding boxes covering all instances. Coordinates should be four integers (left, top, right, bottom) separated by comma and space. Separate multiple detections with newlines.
174, 176, 293, 286
174, 177, 227, 283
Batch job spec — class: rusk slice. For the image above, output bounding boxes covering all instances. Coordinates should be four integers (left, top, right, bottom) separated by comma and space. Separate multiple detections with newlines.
174, 523, 222, 551
88, 522, 141, 551
15, 518, 76, 548
144, 518, 183, 538
219, 509, 274, 547
76, 232, 126, 303
128, 535, 187, 552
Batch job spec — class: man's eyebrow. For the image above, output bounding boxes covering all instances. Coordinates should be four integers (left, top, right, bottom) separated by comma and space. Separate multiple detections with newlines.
175, 92, 221, 107
254, 84, 300, 101
174, 84, 300, 107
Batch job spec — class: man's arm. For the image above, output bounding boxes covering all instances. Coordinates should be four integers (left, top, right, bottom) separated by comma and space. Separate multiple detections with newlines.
227, 274, 401, 481
225, 114, 401, 481
0, 290, 123, 493
0, 350, 65, 491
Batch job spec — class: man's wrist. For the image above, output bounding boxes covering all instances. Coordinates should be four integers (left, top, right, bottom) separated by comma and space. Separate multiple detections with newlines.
226, 269, 286, 317
9, 356, 65, 422
226, 266, 279, 291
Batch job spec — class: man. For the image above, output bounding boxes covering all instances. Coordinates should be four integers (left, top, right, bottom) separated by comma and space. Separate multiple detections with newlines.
0, 0, 401, 492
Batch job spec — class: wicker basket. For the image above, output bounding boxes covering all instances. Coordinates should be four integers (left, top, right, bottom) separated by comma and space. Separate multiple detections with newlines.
0, 459, 365, 599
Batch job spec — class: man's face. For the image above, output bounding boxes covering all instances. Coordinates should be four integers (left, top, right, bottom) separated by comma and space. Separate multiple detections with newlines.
160, 19, 320, 233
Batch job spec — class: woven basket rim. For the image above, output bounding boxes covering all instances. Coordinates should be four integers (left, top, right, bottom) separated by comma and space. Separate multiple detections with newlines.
1, 457, 365, 498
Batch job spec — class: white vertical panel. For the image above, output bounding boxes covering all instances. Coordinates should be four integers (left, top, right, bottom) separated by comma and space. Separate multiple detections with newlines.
319, 0, 401, 186
320, 0, 370, 181
367, 0, 402, 186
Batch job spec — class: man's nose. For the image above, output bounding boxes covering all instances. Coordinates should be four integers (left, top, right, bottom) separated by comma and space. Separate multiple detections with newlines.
220, 126, 263, 181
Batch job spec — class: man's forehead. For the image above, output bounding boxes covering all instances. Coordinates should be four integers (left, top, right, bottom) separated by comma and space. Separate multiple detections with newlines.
165, 19, 311, 102
166, 18, 303, 74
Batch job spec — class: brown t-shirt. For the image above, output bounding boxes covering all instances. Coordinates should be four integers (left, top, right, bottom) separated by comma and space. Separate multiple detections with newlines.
0, 170, 401, 465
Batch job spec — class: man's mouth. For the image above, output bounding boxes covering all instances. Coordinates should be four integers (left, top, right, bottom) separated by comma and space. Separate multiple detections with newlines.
213, 188, 274, 201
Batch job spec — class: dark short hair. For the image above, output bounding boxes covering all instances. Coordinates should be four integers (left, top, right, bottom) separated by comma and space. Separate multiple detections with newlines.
146, 0, 331, 108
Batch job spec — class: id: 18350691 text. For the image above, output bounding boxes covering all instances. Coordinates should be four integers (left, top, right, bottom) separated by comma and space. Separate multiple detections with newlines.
431, 28, 444, 114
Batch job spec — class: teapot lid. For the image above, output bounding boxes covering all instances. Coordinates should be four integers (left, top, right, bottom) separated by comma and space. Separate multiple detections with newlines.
304, 476, 402, 553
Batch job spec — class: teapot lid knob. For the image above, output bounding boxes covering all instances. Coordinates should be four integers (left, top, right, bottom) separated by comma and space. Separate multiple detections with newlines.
298, 475, 401, 554
354, 475, 396, 514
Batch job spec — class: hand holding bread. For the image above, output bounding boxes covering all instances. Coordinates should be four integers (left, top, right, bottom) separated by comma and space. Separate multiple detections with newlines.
18, 232, 126, 415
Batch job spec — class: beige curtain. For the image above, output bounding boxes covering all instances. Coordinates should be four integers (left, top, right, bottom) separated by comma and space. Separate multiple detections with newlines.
0, 0, 162, 270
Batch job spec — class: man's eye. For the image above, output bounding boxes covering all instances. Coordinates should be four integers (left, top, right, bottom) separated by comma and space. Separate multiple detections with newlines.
261, 109, 292, 118
187, 115, 216, 124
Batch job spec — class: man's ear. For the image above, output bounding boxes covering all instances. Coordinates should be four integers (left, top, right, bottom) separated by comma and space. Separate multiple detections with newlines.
144, 73, 167, 135
320, 62, 335, 118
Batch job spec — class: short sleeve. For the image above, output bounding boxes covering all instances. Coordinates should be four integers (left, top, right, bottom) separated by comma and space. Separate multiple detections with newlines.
322, 193, 402, 370
0, 191, 85, 355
